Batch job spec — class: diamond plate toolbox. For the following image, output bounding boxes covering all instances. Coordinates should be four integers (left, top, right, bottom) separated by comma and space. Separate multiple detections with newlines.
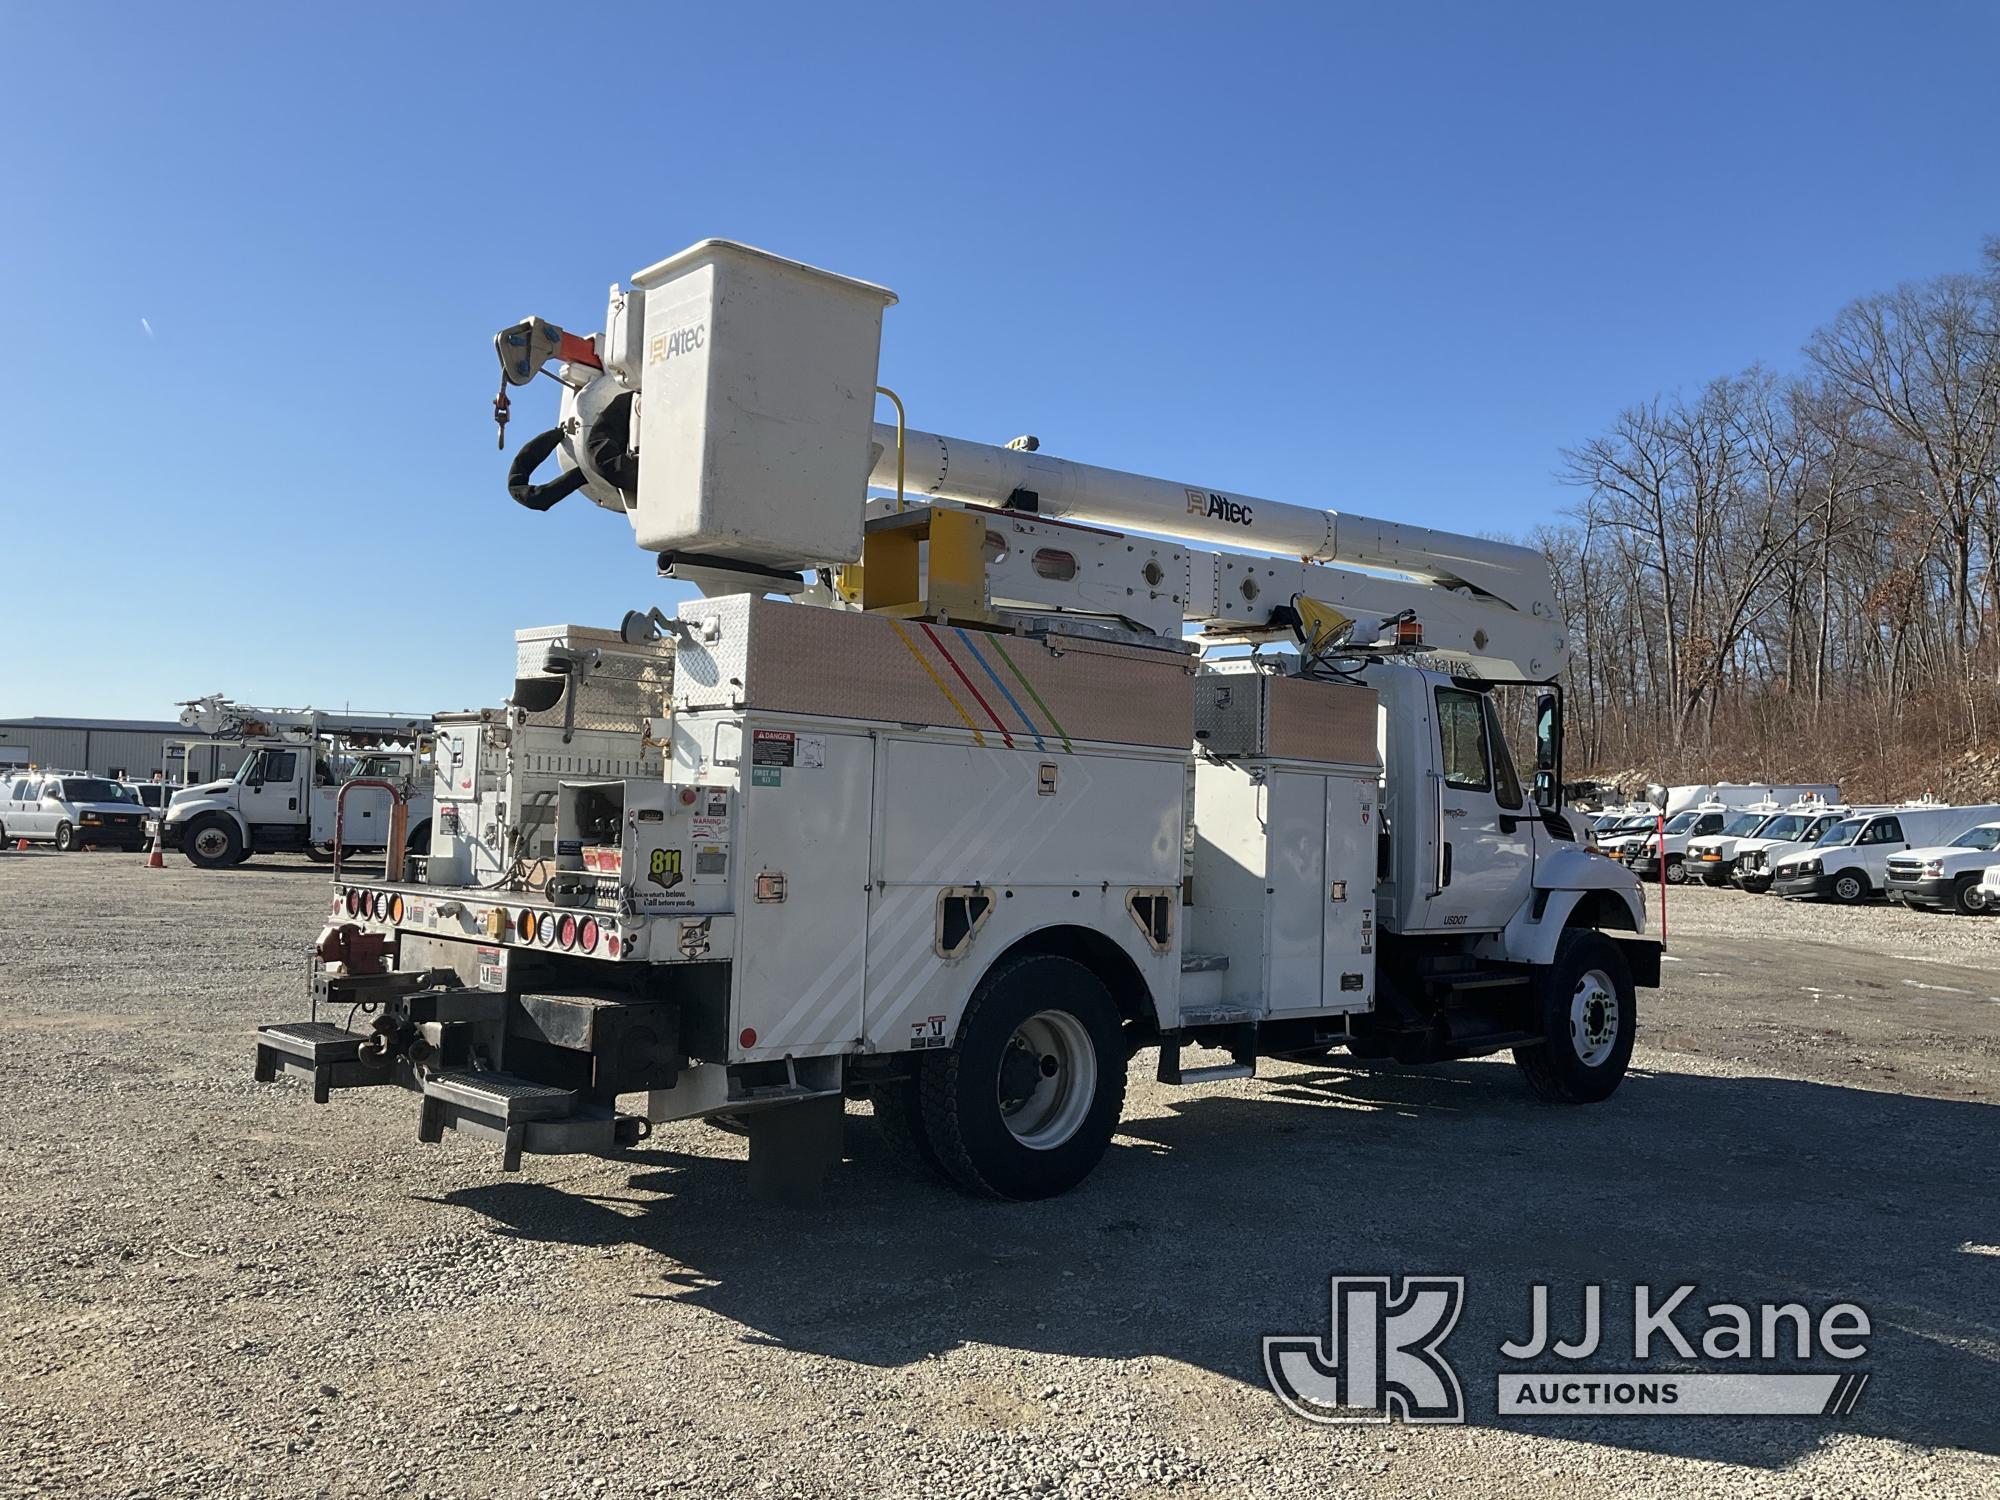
672, 597, 1194, 750
1193, 673, 1378, 767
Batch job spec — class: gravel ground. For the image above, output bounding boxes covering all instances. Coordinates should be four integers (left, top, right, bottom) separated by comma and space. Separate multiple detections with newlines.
1, 851, 1997, 1498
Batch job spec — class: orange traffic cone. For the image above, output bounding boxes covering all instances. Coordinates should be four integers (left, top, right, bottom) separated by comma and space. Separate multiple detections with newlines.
146, 834, 165, 869
12, 838, 25, 851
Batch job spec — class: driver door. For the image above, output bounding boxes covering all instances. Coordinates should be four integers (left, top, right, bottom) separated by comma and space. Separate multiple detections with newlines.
1412, 686, 1537, 932
239, 749, 303, 831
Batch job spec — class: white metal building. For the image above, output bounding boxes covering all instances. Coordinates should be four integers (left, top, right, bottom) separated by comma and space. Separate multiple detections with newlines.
0, 717, 247, 782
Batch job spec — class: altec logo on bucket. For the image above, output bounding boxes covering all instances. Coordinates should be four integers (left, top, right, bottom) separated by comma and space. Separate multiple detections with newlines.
1265, 1277, 1872, 1423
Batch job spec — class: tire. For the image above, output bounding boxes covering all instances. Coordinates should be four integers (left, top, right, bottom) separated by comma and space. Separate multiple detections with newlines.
1829, 870, 1869, 905
870, 1077, 950, 1182
1511, 929, 1636, 1105
305, 844, 335, 863
54, 822, 77, 852
1953, 876, 1988, 916
1662, 857, 1687, 886
183, 815, 243, 870
918, 952, 1126, 1200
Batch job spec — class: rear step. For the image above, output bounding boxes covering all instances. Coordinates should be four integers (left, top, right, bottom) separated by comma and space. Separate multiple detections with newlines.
254, 1021, 393, 1104
416, 1070, 624, 1172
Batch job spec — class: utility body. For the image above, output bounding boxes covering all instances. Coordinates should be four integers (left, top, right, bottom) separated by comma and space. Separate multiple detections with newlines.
254, 241, 1660, 1201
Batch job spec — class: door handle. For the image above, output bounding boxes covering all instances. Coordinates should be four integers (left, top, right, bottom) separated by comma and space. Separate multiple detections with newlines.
1441, 842, 1453, 888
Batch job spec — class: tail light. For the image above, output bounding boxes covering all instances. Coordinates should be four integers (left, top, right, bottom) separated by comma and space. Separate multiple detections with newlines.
557, 914, 579, 949
371, 891, 390, 920
517, 911, 537, 944
537, 913, 557, 947
388, 894, 405, 923
344, 889, 362, 917
578, 917, 600, 953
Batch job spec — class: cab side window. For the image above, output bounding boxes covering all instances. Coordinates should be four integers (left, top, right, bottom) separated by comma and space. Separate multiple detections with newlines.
1697, 814, 1723, 834
1435, 689, 1491, 794
262, 751, 298, 783
1859, 818, 1903, 845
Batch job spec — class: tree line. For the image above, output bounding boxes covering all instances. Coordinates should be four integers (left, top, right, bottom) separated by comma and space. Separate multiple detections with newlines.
1537, 239, 2000, 798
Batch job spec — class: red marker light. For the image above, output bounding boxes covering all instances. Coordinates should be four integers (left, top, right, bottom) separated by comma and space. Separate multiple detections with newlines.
739, 1028, 758, 1049
578, 917, 600, 952
679, 787, 698, 805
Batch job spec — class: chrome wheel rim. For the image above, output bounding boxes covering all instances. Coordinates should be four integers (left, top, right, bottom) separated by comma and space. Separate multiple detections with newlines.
997, 1009, 1096, 1151
1570, 969, 1619, 1069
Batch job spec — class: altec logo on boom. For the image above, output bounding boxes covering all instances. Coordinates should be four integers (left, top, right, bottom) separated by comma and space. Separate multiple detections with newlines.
1186, 487, 1254, 526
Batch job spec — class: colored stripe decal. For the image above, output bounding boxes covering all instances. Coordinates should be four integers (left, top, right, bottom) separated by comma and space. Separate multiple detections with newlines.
920, 623, 1015, 747
986, 635, 1073, 753
954, 628, 1044, 751
888, 620, 984, 745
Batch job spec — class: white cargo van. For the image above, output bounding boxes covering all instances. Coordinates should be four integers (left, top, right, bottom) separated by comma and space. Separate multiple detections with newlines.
1883, 823, 2000, 914
1771, 805, 2000, 904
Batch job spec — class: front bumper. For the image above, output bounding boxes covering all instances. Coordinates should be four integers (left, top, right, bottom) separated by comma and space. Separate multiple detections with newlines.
1772, 871, 1832, 899
77, 820, 147, 847
1885, 874, 1954, 908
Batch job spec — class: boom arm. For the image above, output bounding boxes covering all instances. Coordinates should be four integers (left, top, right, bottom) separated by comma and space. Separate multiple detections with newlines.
865, 426, 1568, 680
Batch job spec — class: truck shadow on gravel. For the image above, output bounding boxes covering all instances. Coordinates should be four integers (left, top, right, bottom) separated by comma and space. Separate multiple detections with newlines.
442, 1061, 2000, 1469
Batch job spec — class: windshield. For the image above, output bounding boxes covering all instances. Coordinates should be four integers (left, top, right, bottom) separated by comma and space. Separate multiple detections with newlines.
1949, 825, 2000, 851
1722, 813, 1769, 837
1757, 814, 1810, 842
1814, 819, 1864, 848
1663, 811, 1703, 833
61, 779, 137, 803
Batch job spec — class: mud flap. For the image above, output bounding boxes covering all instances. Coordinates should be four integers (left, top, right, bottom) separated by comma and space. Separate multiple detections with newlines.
744, 1094, 845, 1207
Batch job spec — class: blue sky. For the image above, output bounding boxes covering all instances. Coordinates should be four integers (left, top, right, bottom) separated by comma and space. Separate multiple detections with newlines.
3, 1, 1995, 718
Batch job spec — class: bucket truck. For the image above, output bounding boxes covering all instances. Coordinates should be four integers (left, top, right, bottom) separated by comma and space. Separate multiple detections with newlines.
162, 698, 434, 869
252, 241, 1659, 1203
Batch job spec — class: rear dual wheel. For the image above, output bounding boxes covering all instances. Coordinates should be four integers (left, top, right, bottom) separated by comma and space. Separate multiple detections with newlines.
880, 953, 1127, 1200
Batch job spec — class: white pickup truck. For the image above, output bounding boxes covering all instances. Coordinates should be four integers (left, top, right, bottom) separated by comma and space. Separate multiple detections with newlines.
1884, 823, 2000, 914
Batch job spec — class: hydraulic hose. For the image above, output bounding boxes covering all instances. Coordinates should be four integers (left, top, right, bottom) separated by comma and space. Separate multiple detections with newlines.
508, 427, 588, 512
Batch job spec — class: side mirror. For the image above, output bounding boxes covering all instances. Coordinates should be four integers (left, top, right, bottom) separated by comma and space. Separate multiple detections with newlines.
1533, 690, 1563, 809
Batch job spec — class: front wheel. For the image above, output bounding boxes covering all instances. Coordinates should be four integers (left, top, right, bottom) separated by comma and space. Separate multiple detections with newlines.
1953, 876, 1989, 916
918, 953, 1126, 1200
1512, 930, 1636, 1104
54, 822, 76, 852
1829, 870, 1869, 904
1662, 857, 1687, 885
183, 816, 243, 869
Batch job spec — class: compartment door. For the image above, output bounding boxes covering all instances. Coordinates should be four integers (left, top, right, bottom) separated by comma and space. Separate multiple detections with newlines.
731, 728, 875, 1061
1321, 776, 1377, 1013
1263, 772, 1327, 1014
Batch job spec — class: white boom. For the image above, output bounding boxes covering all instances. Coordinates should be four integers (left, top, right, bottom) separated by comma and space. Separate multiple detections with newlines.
176, 696, 430, 743
865, 425, 1568, 680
